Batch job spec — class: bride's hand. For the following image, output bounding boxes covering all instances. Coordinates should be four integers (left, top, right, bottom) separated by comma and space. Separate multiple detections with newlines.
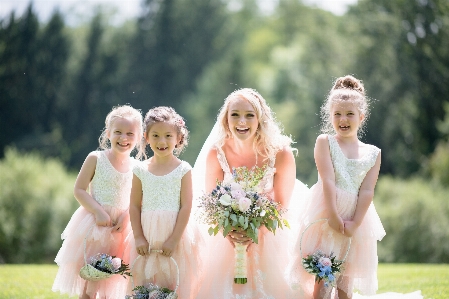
227, 229, 253, 248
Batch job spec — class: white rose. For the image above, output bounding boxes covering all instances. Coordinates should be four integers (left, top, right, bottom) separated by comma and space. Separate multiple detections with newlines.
260, 210, 266, 217
238, 197, 251, 212
219, 194, 232, 206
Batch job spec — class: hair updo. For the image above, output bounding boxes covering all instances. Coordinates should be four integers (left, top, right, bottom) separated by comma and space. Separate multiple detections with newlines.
142, 106, 189, 157
320, 75, 370, 137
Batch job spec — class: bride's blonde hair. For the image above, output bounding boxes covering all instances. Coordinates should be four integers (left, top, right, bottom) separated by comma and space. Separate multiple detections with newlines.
214, 88, 293, 161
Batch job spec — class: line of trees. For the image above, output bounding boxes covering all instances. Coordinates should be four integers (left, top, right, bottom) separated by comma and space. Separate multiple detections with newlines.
1, 0, 448, 184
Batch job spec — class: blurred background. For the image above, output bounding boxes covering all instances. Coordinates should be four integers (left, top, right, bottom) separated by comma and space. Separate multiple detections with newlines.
0, 0, 448, 264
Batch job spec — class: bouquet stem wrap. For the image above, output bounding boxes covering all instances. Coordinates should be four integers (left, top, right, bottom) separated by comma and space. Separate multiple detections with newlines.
234, 243, 248, 284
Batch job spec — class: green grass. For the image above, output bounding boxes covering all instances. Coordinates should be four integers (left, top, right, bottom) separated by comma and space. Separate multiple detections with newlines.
0, 264, 448, 298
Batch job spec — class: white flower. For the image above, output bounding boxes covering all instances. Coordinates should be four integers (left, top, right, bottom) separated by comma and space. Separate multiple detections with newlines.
219, 194, 232, 206
230, 182, 244, 191
260, 210, 266, 217
238, 197, 251, 212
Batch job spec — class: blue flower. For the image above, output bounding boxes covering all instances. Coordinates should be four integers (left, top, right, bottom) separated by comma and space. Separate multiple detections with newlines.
328, 273, 335, 282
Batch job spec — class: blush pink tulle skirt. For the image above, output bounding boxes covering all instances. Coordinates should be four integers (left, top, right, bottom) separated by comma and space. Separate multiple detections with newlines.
52, 205, 131, 298
289, 181, 386, 298
126, 210, 202, 299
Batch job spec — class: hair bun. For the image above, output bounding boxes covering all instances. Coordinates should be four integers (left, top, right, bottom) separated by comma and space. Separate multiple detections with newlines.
333, 75, 365, 95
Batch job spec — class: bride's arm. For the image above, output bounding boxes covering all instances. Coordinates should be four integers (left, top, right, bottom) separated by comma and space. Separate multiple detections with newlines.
272, 147, 296, 208
205, 148, 224, 192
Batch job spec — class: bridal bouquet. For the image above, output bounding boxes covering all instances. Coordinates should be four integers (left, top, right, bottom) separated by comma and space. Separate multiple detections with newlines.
79, 253, 131, 281
302, 250, 344, 287
196, 165, 289, 284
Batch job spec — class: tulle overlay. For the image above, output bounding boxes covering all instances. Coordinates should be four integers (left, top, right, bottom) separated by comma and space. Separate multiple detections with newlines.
127, 210, 202, 299
52, 205, 131, 298
290, 181, 386, 298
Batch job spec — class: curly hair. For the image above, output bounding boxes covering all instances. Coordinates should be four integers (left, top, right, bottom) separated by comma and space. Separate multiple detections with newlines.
98, 104, 143, 157
320, 75, 370, 137
214, 88, 293, 162
139, 106, 189, 158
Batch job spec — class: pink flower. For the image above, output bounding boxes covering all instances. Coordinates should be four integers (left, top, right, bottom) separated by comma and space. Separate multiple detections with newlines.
319, 257, 332, 267
111, 257, 122, 271
231, 189, 246, 199
238, 197, 251, 212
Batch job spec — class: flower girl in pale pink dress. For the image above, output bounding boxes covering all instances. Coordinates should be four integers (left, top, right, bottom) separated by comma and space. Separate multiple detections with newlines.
52, 105, 143, 299
290, 76, 422, 299
127, 106, 201, 299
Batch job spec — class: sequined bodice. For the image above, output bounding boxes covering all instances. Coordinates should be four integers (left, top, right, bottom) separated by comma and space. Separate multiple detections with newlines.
134, 160, 192, 212
90, 151, 133, 210
216, 147, 276, 194
326, 135, 380, 194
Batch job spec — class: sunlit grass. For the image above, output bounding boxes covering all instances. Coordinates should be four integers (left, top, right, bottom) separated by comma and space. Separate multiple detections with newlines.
0, 263, 447, 298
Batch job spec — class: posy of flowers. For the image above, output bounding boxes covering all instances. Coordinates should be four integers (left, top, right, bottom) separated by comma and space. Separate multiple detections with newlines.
196, 164, 289, 244
126, 284, 177, 299
302, 250, 344, 287
88, 253, 131, 278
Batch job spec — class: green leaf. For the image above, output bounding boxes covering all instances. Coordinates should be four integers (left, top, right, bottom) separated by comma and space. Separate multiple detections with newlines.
239, 215, 245, 226
208, 227, 214, 236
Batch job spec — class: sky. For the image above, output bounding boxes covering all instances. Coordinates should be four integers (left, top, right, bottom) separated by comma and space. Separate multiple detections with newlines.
0, 0, 358, 25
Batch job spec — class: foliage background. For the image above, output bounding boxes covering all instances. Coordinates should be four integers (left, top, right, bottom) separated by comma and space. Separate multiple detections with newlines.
0, 0, 448, 263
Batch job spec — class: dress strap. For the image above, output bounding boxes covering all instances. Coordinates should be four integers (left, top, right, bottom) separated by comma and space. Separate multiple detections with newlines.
215, 146, 232, 175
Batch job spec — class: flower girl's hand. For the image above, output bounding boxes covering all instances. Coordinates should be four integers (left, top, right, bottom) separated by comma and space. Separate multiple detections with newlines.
112, 210, 129, 233
94, 208, 112, 227
135, 236, 150, 256
328, 215, 344, 235
343, 220, 358, 237
161, 238, 177, 257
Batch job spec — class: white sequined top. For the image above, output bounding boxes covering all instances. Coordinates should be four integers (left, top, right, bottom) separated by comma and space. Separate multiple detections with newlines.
90, 151, 134, 210
216, 146, 276, 194
324, 135, 380, 195
133, 160, 192, 212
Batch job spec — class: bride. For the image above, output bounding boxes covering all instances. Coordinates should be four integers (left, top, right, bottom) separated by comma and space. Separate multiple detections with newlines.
192, 88, 309, 299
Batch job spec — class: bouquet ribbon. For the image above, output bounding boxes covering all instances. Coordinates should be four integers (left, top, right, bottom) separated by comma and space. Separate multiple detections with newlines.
234, 243, 248, 284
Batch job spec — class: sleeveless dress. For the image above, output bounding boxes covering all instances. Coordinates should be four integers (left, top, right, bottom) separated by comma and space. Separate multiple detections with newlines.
53, 150, 133, 298
290, 135, 422, 299
196, 147, 305, 299
127, 160, 201, 299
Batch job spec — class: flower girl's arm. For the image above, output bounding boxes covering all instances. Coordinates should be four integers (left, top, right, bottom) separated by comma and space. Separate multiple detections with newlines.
162, 170, 193, 257
74, 153, 111, 226
205, 148, 224, 192
314, 135, 344, 234
344, 152, 381, 237
272, 147, 296, 208
129, 174, 149, 256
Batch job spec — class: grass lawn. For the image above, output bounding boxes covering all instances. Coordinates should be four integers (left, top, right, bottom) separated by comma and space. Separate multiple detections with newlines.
0, 263, 448, 298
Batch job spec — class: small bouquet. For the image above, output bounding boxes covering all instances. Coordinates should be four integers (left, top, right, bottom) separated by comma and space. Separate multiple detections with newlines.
126, 284, 177, 299
79, 253, 131, 281
302, 250, 344, 287
196, 165, 289, 284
